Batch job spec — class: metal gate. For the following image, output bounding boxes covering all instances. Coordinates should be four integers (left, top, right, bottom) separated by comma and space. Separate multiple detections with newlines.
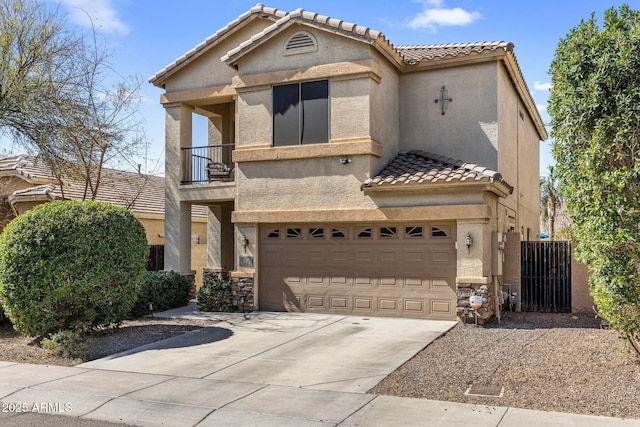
147, 245, 164, 271
521, 241, 571, 312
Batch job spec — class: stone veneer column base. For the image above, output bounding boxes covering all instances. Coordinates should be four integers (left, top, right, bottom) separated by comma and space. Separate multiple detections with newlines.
456, 283, 494, 324
230, 272, 255, 312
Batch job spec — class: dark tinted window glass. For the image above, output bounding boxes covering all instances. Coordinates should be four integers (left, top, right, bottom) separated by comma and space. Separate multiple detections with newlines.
273, 80, 328, 146
273, 83, 300, 146
301, 80, 328, 144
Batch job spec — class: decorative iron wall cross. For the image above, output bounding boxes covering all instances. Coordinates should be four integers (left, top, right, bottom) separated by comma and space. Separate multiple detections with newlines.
434, 86, 452, 115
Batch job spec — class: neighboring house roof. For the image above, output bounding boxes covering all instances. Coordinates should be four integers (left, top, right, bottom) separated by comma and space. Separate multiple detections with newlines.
0, 156, 208, 217
0, 155, 57, 183
362, 150, 514, 195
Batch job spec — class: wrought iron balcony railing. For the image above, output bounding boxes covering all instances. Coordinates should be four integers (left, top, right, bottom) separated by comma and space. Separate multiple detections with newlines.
181, 144, 234, 184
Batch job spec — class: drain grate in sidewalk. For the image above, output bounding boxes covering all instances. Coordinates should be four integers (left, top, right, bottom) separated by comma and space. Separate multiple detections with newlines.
464, 384, 504, 398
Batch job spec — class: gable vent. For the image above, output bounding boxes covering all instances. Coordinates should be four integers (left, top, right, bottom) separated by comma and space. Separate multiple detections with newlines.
284, 31, 317, 56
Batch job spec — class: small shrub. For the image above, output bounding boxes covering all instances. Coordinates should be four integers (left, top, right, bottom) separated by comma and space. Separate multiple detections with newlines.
0, 200, 148, 337
130, 271, 192, 318
41, 330, 94, 359
198, 277, 234, 312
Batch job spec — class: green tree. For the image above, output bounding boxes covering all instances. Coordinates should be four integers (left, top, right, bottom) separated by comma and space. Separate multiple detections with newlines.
548, 4, 640, 356
0, 0, 148, 199
540, 166, 562, 240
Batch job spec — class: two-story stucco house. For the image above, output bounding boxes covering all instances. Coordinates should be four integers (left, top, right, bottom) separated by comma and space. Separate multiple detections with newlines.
150, 4, 547, 321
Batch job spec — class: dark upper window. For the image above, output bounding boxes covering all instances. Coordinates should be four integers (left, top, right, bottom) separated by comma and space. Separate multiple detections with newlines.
273, 80, 329, 146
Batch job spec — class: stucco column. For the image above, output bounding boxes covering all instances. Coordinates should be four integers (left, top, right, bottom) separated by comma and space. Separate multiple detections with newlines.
456, 219, 494, 321
164, 103, 194, 274
232, 223, 257, 310
207, 202, 234, 271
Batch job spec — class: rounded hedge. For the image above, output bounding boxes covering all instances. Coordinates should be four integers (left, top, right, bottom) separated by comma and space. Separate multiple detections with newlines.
0, 200, 148, 337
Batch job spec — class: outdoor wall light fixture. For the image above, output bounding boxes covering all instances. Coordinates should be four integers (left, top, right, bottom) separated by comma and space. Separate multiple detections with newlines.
464, 232, 473, 253
339, 157, 351, 164
241, 236, 249, 252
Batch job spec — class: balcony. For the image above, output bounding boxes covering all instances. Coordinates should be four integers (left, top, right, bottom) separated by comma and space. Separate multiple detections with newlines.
181, 144, 234, 184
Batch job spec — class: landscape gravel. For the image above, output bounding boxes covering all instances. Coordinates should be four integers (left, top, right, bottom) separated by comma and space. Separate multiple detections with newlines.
370, 312, 640, 420
0, 318, 217, 366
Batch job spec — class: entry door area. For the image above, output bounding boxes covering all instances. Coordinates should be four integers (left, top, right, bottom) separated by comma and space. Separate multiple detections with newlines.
259, 223, 457, 319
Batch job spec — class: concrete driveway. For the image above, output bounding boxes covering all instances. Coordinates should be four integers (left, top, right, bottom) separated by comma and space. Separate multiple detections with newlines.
2, 308, 639, 426
80, 310, 456, 393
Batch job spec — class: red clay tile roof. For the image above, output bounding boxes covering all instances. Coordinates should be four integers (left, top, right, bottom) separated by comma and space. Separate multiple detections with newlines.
0, 156, 208, 217
363, 150, 513, 194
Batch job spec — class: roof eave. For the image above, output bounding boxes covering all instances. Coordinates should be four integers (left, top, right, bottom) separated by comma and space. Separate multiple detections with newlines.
223, 11, 402, 70
402, 48, 507, 73
502, 51, 548, 141
361, 179, 512, 197
149, 6, 286, 87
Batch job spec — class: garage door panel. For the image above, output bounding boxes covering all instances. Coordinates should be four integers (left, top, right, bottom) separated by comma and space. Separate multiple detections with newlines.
307, 249, 325, 262
378, 250, 398, 263
429, 299, 454, 318
404, 299, 426, 314
405, 277, 426, 288
353, 297, 374, 311
431, 250, 452, 263
329, 276, 349, 287
379, 276, 400, 288
354, 249, 374, 262
431, 277, 454, 289
307, 275, 327, 286
354, 275, 374, 288
283, 249, 304, 263
329, 295, 349, 310
307, 295, 325, 309
405, 250, 425, 263
378, 298, 399, 312
329, 249, 350, 262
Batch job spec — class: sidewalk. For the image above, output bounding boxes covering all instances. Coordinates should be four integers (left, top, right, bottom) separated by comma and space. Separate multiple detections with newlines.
0, 307, 638, 426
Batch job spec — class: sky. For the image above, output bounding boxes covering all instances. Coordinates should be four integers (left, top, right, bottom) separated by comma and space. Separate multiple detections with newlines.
8, 0, 640, 176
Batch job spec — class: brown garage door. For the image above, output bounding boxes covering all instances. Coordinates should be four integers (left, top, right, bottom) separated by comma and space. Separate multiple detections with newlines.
259, 223, 457, 319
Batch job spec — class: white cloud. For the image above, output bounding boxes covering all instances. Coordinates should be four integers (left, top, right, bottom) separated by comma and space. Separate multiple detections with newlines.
534, 81, 552, 91
60, 0, 130, 36
408, 0, 481, 32
537, 104, 547, 114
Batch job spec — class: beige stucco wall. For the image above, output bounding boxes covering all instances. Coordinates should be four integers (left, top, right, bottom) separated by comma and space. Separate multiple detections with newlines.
399, 62, 499, 170
236, 156, 377, 212
136, 214, 165, 245
369, 49, 400, 170
237, 24, 372, 76
497, 62, 541, 240
571, 256, 593, 313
